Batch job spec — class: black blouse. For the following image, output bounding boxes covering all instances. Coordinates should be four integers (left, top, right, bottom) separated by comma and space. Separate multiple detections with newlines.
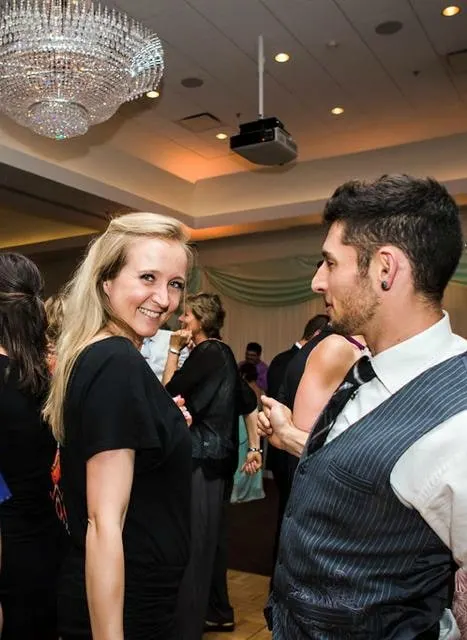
166, 339, 257, 479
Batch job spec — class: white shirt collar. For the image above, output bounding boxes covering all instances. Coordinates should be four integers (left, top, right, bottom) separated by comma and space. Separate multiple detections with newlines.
295, 341, 302, 350
371, 312, 455, 394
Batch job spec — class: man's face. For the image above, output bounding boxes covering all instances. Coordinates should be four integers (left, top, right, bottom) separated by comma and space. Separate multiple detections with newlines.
245, 350, 260, 365
312, 222, 380, 336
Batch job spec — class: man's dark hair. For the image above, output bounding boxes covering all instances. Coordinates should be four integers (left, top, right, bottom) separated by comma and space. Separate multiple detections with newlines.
246, 342, 262, 355
323, 174, 463, 304
301, 314, 330, 341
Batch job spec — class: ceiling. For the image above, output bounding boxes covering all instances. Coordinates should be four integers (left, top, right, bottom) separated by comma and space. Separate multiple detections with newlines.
2, 0, 467, 254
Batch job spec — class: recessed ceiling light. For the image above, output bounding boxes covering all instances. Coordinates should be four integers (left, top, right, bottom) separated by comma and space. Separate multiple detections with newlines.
375, 20, 403, 35
442, 5, 461, 16
146, 90, 160, 98
331, 106, 344, 115
274, 52, 290, 63
181, 77, 204, 88
216, 132, 228, 140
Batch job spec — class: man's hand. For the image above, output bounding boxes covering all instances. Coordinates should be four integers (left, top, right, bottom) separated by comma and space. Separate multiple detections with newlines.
258, 395, 294, 451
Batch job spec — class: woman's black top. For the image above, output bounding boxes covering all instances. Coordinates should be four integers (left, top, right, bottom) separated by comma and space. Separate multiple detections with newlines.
0, 354, 64, 638
58, 337, 192, 639
166, 340, 257, 479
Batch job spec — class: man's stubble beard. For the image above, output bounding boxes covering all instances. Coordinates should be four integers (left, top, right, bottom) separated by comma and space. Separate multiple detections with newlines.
330, 277, 380, 337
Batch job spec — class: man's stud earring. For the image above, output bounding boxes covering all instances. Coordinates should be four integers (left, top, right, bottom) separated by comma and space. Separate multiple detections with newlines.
381, 280, 389, 291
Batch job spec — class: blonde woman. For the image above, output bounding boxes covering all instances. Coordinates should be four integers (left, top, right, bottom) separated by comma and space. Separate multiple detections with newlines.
43, 213, 193, 640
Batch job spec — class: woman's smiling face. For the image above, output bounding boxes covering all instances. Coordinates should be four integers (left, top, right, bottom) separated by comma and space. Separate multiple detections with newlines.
103, 237, 187, 339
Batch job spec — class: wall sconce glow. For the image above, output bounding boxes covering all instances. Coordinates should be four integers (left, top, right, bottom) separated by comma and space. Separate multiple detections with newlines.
146, 90, 160, 98
442, 5, 461, 16
216, 132, 228, 140
274, 52, 290, 63
331, 106, 344, 115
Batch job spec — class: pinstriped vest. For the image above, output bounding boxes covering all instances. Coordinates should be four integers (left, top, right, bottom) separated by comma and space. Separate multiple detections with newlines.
273, 351, 467, 639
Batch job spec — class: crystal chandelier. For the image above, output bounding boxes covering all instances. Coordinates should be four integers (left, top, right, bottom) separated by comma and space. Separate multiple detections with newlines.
0, 0, 164, 140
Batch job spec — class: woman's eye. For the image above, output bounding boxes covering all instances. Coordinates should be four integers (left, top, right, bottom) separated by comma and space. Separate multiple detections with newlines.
141, 273, 154, 282
170, 280, 185, 290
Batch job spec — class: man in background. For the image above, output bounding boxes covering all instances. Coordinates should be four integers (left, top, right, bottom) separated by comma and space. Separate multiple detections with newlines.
266, 314, 330, 580
239, 342, 268, 391
142, 327, 189, 381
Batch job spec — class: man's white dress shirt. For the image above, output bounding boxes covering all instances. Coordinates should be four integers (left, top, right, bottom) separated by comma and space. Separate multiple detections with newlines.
141, 330, 189, 381
326, 313, 466, 639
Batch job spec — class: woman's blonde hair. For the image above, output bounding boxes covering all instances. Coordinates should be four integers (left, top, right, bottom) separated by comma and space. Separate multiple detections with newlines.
43, 212, 191, 442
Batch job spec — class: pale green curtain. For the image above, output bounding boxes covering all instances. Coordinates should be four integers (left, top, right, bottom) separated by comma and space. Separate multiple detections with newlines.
202, 255, 321, 307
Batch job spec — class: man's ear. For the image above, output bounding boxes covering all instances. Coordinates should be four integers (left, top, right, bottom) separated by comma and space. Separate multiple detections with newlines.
376, 247, 399, 290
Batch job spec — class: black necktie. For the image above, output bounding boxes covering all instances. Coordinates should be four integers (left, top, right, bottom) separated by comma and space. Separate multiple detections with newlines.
307, 355, 376, 455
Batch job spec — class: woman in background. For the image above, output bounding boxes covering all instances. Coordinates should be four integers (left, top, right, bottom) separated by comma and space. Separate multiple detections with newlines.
44, 293, 66, 374
0, 252, 64, 639
164, 292, 261, 638
43, 212, 193, 640
231, 362, 265, 504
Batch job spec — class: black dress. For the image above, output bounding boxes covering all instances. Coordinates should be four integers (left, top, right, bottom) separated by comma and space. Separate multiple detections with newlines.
57, 337, 192, 640
166, 340, 257, 640
0, 355, 64, 640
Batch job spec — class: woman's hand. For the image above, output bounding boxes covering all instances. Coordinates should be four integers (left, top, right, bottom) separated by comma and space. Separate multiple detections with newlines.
170, 329, 192, 351
172, 395, 193, 427
241, 451, 262, 475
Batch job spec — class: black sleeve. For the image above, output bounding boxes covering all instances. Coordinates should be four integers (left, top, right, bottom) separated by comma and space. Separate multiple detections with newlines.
237, 377, 257, 416
79, 343, 162, 461
165, 343, 225, 398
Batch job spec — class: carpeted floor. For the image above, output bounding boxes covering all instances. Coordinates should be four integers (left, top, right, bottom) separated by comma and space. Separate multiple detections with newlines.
227, 479, 278, 577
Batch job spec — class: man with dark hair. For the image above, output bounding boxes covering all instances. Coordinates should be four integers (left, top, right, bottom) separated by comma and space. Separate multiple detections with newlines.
240, 341, 269, 391
259, 175, 466, 639
267, 315, 330, 401
266, 313, 330, 581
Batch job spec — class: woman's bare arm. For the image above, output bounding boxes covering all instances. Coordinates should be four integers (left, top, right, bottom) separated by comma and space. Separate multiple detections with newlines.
85, 448, 135, 640
293, 335, 361, 432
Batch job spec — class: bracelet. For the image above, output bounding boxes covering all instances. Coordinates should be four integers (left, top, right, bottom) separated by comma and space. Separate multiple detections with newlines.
169, 347, 181, 356
247, 447, 263, 454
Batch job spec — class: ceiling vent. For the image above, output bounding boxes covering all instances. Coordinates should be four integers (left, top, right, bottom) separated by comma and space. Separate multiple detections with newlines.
176, 112, 222, 133
446, 49, 467, 74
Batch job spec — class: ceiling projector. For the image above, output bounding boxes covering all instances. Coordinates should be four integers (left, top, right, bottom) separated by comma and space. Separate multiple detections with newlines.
229, 36, 298, 167
230, 116, 297, 166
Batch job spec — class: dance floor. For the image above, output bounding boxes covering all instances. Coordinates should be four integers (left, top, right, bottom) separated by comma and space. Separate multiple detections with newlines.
204, 570, 271, 639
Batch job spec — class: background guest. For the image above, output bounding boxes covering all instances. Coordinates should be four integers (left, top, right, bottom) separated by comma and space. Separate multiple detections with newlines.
164, 293, 261, 638
231, 362, 265, 504
141, 327, 189, 381
0, 252, 64, 639
44, 292, 66, 374
239, 341, 268, 391
43, 212, 193, 640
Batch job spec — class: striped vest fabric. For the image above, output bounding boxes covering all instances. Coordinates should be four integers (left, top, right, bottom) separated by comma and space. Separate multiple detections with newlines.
272, 352, 467, 639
